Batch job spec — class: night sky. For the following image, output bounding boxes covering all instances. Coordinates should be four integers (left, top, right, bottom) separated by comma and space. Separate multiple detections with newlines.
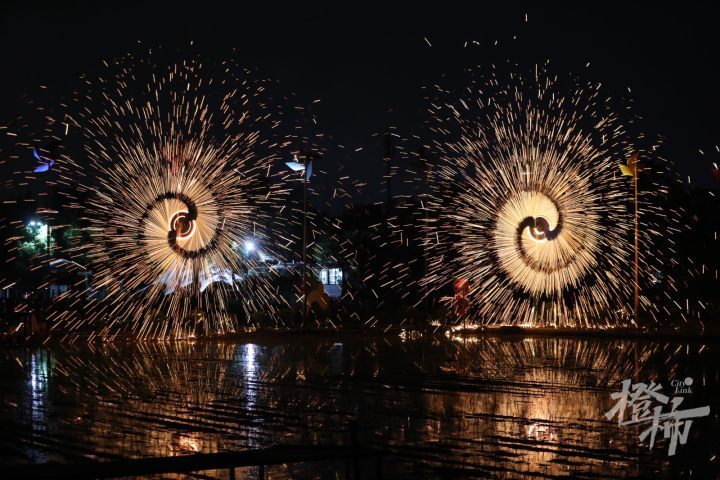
2, 3, 719, 201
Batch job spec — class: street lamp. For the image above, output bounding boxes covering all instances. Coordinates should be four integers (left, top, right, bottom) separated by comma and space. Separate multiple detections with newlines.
285, 152, 315, 326
244, 240, 256, 253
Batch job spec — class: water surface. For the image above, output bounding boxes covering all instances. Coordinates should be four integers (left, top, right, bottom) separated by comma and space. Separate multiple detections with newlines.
0, 333, 718, 478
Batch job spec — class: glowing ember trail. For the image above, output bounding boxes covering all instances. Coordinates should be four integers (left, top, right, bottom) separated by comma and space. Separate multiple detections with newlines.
34, 53, 301, 338
419, 66, 683, 328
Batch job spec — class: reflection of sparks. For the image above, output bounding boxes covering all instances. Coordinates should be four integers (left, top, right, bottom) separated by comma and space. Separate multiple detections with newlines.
447, 334, 481, 343
527, 422, 556, 441
420, 66, 683, 328
6, 336, 703, 477
176, 434, 201, 453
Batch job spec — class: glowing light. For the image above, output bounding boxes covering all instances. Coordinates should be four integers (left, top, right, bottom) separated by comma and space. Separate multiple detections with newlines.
419, 66, 682, 328
26, 55, 298, 338
169, 210, 196, 240
285, 161, 305, 172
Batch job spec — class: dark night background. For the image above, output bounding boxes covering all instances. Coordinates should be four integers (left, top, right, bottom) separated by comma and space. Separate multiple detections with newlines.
1, 6, 720, 477
1, 2, 720, 200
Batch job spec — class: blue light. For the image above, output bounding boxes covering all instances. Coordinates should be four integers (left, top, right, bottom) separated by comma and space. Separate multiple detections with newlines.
32, 148, 55, 173
285, 161, 305, 172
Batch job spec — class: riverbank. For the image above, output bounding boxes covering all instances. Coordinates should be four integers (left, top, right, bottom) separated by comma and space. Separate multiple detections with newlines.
3, 320, 720, 347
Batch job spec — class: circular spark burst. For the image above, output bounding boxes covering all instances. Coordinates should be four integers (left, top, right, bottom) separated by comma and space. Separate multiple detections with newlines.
422, 67, 681, 327
92, 141, 251, 306
34, 54, 301, 337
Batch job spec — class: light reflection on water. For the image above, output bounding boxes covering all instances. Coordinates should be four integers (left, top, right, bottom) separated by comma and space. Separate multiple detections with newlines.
0, 334, 718, 478
29, 350, 49, 427
239, 342, 259, 449
27, 350, 50, 464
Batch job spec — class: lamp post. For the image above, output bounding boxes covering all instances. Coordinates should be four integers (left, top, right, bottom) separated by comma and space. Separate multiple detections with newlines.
47, 223, 52, 265
286, 153, 315, 326
417, 146, 431, 324
302, 164, 307, 326
633, 163, 639, 324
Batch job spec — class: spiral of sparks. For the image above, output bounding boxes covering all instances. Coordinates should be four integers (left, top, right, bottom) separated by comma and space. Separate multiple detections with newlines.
421, 67, 681, 327
30, 54, 301, 337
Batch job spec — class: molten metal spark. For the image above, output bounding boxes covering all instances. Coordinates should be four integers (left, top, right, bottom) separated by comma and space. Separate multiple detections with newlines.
14, 53, 307, 338
419, 66, 683, 327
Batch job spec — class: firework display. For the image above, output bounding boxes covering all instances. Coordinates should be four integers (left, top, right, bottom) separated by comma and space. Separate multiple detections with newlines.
419, 66, 683, 327
1, 52, 322, 337
3, 8, 720, 480
0, 55, 698, 337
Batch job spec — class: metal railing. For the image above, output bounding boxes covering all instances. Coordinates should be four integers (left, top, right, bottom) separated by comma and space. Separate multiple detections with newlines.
5, 444, 385, 479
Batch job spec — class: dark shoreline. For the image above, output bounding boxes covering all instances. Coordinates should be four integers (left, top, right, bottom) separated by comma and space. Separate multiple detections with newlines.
4, 323, 720, 347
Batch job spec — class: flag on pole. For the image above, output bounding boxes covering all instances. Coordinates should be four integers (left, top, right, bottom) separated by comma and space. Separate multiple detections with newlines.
619, 151, 640, 177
